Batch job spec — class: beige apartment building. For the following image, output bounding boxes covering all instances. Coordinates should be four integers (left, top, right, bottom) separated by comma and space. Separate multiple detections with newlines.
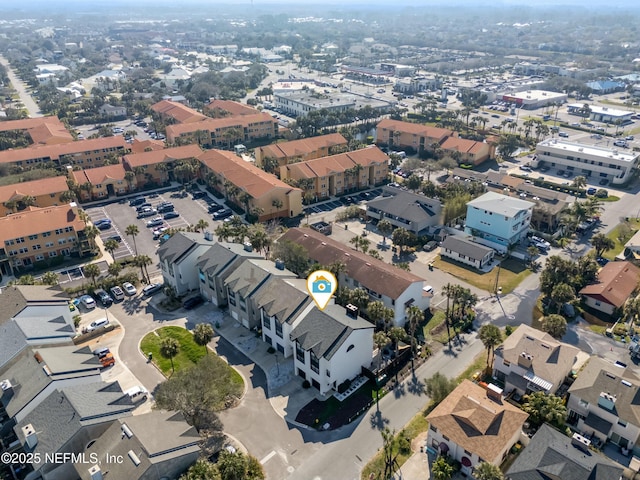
0, 176, 70, 216
254, 133, 348, 170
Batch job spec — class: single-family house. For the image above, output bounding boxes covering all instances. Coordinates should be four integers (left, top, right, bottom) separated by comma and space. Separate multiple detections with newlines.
157, 232, 218, 296
493, 324, 580, 396
506, 423, 624, 480
579, 261, 640, 316
290, 302, 374, 394
73, 411, 200, 480
567, 357, 640, 453
465, 191, 534, 252
366, 187, 443, 235
196, 242, 262, 307
98, 103, 127, 117
280, 228, 430, 326
426, 380, 528, 475
440, 235, 495, 270
224, 258, 297, 330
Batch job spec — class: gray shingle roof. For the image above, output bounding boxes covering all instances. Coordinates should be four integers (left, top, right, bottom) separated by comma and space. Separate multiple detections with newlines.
441, 235, 494, 261
0, 320, 28, 370
467, 191, 534, 217
224, 258, 295, 298
157, 232, 198, 265
13, 314, 75, 342
367, 188, 442, 224
0, 285, 70, 324
253, 277, 311, 325
568, 357, 640, 427
195, 241, 261, 277
506, 424, 623, 480
74, 411, 200, 480
15, 382, 134, 469
290, 303, 373, 360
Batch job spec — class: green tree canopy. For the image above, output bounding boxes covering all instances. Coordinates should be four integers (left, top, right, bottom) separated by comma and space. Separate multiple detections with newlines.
522, 391, 567, 429
424, 372, 458, 405
541, 314, 567, 339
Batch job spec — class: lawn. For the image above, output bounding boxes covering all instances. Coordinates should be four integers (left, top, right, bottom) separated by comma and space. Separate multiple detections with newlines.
602, 218, 640, 260
433, 256, 531, 294
422, 310, 446, 342
140, 326, 209, 376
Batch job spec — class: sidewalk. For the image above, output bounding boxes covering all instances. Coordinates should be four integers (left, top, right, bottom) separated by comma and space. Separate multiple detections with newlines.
195, 307, 325, 427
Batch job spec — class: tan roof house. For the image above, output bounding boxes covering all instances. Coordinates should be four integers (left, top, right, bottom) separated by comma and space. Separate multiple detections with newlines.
579, 261, 640, 316
0, 176, 70, 215
426, 380, 528, 475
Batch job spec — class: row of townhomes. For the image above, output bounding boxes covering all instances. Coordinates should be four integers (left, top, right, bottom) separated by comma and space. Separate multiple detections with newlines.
0, 286, 200, 480
425, 324, 631, 479
376, 118, 495, 166
156, 228, 433, 394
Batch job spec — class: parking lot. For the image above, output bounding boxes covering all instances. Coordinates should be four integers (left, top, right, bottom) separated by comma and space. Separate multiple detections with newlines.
83, 186, 231, 279
303, 188, 383, 215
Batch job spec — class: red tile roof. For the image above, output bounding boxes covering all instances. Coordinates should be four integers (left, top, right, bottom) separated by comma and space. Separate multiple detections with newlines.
440, 136, 487, 155
129, 138, 166, 154
0, 117, 73, 145
284, 146, 389, 179
280, 228, 423, 300
198, 149, 299, 199
72, 164, 128, 185
377, 118, 452, 140
0, 176, 69, 203
150, 100, 207, 124
166, 112, 277, 137
0, 204, 85, 243
259, 133, 347, 160
123, 144, 203, 168
206, 99, 260, 116
579, 261, 640, 308
0, 137, 127, 165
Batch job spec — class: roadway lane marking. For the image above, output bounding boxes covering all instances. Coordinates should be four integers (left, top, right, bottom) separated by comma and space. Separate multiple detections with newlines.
260, 450, 276, 465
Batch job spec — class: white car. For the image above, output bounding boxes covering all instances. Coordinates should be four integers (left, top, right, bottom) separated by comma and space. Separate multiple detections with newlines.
122, 282, 137, 296
80, 294, 96, 309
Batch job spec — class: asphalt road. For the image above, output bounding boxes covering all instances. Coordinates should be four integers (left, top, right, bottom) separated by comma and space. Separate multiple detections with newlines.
0, 54, 42, 118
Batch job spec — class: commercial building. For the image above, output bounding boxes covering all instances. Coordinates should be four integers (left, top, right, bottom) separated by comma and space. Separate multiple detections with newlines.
566, 103, 633, 124
534, 139, 639, 186
254, 133, 348, 169
274, 91, 356, 117
500, 89, 567, 109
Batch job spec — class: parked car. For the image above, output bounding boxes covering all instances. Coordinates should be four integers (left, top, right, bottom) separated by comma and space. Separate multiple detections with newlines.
122, 282, 137, 296
213, 208, 233, 220
137, 208, 157, 218
96, 221, 112, 230
94, 218, 111, 227
125, 385, 149, 403
87, 317, 109, 332
208, 203, 223, 213
110, 285, 125, 301
192, 191, 207, 199
423, 241, 438, 252
157, 203, 174, 213
587, 187, 597, 195
135, 203, 153, 212
558, 131, 569, 138
92, 347, 110, 359
80, 294, 96, 309
142, 283, 163, 296
106, 235, 121, 243
163, 211, 179, 220
599, 178, 609, 186
146, 217, 164, 228
129, 196, 146, 206
95, 289, 113, 307
100, 353, 115, 368
183, 295, 204, 310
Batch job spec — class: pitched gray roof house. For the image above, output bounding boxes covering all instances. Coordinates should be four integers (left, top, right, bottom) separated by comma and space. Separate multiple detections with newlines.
366, 186, 443, 234
196, 241, 261, 278
157, 231, 204, 265
1, 346, 102, 421
290, 303, 373, 360
224, 258, 295, 299
0, 320, 28, 370
0, 285, 71, 324
441, 235, 494, 262
15, 382, 135, 476
506, 424, 623, 480
74, 411, 200, 480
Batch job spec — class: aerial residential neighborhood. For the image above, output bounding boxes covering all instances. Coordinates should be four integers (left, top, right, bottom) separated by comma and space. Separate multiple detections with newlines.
2, 1, 640, 480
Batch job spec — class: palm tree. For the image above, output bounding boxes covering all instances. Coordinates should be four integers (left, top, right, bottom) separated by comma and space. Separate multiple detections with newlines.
432, 456, 454, 480
377, 219, 393, 244
368, 300, 394, 330
40, 271, 59, 286
373, 331, 390, 368
478, 324, 502, 372
134, 255, 153, 284
83, 263, 101, 286
124, 171, 136, 191
195, 219, 209, 233
160, 337, 180, 374
474, 462, 504, 480
107, 262, 123, 277
591, 232, 615, 257
193, 323, 214, 354
125, 224, 139, 255
405, 305, 424, 367
572, 175, 587, 189
104, 239, 119, 260
59, 190, 76, 204
83, 225, 100, 251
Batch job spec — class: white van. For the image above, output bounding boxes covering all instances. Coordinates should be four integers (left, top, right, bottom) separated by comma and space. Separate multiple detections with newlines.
125, 386, 149, 403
